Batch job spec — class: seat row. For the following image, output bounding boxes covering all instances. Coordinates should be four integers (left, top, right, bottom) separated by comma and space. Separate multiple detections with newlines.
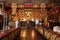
35, 26, 60, 40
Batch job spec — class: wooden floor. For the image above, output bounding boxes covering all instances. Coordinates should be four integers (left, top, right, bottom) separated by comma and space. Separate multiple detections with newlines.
18, 28, 44, 40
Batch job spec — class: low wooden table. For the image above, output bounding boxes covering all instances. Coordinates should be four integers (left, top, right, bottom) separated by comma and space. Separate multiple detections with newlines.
35, 25, 60, 40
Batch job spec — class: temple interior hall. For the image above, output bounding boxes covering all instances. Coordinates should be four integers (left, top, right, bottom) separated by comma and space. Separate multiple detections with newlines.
0, 0, 60, 40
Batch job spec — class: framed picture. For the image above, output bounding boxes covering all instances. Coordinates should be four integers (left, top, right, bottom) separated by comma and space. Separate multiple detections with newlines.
0, 2, 4, 30
0, 2, 4, 10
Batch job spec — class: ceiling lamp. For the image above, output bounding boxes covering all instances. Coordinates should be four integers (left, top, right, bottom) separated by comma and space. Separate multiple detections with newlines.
33, 4, 39, 8
40, 3, 46, 8
18, 4, 23, 8
11, 3, 17, 8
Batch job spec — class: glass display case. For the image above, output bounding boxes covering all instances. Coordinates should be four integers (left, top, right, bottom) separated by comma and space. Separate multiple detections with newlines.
0, 2, 9, 32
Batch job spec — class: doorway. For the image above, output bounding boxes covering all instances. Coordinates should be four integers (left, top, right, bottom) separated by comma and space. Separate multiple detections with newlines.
20, 9, 35, 28
24, 9, 35, 28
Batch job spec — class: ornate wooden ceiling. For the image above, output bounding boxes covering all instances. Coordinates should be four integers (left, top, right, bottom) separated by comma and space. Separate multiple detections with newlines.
0, 0, 60, 6
0, 0, 50, 4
